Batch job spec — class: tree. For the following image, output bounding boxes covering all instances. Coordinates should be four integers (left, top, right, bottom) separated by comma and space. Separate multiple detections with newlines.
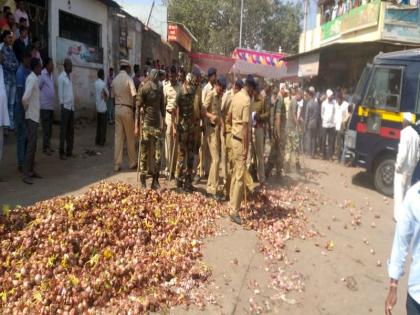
168, 0, 302, 55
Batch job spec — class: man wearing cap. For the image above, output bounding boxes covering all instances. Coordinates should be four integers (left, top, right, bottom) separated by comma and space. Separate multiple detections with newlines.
173, 69, 199, 191
204, 76, 226, 199
112, 60, 137, 172
393, 112, 420, 222
321, 89, 336, 160
229, 75, 256, 224
163, 65, 180, 177
222, 79, 243, 199
197, 67, 217, 182
135, 69, 165, 189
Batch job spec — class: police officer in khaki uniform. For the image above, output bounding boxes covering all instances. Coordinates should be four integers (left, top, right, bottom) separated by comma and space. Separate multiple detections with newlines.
221, 79, 243, 199
112, 60, 137, 172
229, 75, 256, 225
135, 69, 165, 189
204, 77, 226, 199
163, 66, 180, 177
250, 86, 269, 184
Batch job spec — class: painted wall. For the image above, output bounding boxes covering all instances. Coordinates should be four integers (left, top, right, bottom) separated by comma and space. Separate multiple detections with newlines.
49, 0, 109, 118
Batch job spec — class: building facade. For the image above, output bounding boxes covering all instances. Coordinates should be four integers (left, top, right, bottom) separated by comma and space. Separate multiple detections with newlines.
289, 0, 420, 90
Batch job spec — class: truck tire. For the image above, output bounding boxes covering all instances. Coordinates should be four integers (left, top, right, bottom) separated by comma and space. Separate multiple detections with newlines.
373, 156, 395, 197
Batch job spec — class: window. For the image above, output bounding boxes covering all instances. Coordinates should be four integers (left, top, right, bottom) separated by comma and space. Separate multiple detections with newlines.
59, 11, 101, 48
364, 66, 403, 111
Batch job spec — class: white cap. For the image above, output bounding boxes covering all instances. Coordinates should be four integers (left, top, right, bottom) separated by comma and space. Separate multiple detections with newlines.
120, 59, 130, 67
403, 112, 414, 122
326, 89, 334, 98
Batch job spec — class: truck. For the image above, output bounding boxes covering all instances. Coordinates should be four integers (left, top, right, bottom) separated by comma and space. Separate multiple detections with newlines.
346, 49, 419, 196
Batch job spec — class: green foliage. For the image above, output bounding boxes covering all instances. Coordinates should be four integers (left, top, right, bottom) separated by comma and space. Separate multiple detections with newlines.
168, 0, 302, 55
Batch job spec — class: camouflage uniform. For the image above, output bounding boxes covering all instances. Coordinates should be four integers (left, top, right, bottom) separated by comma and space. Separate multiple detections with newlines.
284, 96, 300, 169
175, 83, 196, 184
266, 95, 286, 177
135, 70, 165, 187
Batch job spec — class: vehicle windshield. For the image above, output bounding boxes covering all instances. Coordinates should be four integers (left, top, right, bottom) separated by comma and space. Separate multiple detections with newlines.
352, 64, 371, 105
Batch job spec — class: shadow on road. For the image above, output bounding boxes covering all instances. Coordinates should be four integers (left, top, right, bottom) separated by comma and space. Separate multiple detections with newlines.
351, 171, 376, 192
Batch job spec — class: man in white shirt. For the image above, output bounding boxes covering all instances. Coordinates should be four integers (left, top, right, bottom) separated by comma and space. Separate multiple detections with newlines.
321, 89, 336, 160
394, 112, 420, 222
95, 69, 109, 146
58, 58, 75, 160
334, 92, 349, 159
21, 58, 42, 185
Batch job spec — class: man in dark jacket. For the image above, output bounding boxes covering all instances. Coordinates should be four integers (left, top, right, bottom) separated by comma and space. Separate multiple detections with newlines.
304, 87, 320, 158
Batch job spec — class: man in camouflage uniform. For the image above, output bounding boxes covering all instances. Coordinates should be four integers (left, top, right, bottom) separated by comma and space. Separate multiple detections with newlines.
135, 69, 165, 189
284, 90, 302, 171
265, 85, 286, 179
173, 69, 201, 191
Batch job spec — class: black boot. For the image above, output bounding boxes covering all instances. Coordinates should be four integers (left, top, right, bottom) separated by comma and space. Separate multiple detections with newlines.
184, 175, 194, 192
176, 177, 183, 189
140, 175, 146, 189
151, 174, 160, 190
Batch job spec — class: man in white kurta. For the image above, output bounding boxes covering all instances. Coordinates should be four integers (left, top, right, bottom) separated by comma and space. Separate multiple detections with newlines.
394, 112, 420, 221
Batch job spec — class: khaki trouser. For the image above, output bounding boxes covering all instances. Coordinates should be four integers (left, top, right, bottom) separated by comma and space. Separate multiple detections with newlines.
114, 105, 136, 168
197, 127, 210, 177
207, 126, 220, 194
230, 137, 246, 212
252, 127, 265, 184
165, 114, 176, 172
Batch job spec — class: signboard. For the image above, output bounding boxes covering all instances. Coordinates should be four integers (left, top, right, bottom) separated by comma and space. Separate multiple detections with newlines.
232, 48, 286, 68
321, 0, 380, 41
298, 53, 320, 78
168, 24, 192, 52
56, 37, 103, 68
383, 6, 420, 44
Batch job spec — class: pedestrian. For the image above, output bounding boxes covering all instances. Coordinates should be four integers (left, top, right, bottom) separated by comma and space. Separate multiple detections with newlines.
173, 69, 200, 191
13, 26, 30, 63
0, 6, 11, 29
39, 57, 55, 156
163, 65, 179, 178
197, 67, 217, 182
393, 112, 420, 222
284, 89, 302, 172
261, 79, 274, 140
14, 1, 29, 27
132, 64, 141, 91
2, 30, 19, 130
334, 92, 349, 159
229, 75, 256, 225
0, 51, 10, 171
107, 67, 115, 124
135, 69, 165, 189
320, 89, 336, 160
385, 181, 420, 315
21, 58, 42, 185
14, 51, 30, 171
204, 76, 226, 200
95, 69, 109, 146
112, 60, 137, 172
250, 85, 269, 183
58, 58, 75, 160
265, 85, 286, 178
192, 68, 203, 180
304, 87, 319, 158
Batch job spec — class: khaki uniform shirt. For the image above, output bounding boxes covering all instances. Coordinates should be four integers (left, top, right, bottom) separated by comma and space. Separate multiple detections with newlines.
251, 96, 269, 128
112, 70, 137, 107
164, 81, 180, 113
222, 89, 233, 133
202, 82, 214, 104
204, 90, 222, 127
230, 89, 251, 140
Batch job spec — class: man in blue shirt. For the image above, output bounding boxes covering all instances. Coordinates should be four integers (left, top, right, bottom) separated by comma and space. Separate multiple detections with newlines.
386, 181, 420, 314
14, 51, 31, 172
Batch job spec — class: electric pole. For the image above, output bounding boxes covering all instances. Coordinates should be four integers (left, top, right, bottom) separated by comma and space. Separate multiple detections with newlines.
239, 0, 244, 48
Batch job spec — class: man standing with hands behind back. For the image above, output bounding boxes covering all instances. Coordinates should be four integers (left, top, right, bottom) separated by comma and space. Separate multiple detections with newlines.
58, 58, 75, 160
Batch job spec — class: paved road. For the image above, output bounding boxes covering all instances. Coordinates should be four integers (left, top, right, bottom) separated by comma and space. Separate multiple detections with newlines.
0, 123, 406, 315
